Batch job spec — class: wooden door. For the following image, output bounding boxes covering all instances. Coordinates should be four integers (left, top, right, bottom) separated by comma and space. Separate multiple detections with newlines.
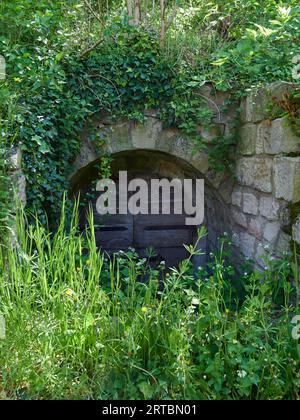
81, 174, 197, 268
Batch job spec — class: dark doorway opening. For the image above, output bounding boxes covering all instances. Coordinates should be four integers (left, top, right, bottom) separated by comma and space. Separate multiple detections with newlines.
72, 150, 204, 268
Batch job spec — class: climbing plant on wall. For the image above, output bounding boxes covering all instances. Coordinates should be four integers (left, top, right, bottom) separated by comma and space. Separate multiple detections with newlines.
1, 1, 300, 226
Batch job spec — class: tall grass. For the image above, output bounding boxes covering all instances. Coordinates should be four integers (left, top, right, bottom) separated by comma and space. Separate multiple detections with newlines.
0, 204, 299, 400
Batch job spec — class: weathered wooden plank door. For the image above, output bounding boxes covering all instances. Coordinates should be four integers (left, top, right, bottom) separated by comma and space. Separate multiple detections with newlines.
81, 174, 197, 268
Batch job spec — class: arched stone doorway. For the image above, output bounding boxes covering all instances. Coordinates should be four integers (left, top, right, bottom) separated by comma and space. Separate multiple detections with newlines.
8, 83, 299, 270
68, 84, 299, 270
71, 149, 231, 268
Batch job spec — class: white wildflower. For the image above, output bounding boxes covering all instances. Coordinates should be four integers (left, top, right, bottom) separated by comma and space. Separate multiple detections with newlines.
237, 370, 247, 378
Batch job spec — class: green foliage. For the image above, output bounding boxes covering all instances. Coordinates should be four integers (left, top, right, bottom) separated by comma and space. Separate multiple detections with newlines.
209, 5, 300, 91
1, 1, 300, 224
1, 19, 177, 225
0, 1, 299, 402
0, 207, 299, 400
69, 25, 174, 114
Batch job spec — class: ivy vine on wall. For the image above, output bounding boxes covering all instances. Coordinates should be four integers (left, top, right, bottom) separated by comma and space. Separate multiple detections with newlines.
1, 1, 300, 227
3, 23, 222, 226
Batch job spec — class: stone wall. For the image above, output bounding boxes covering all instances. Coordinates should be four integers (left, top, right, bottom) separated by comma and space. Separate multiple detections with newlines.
8, 147, 26, 208
70, 81, 300, 268
6, 146, 26, 247
232, 82, 300, 268
10, 81, 299, 268
71, 86, 237, 264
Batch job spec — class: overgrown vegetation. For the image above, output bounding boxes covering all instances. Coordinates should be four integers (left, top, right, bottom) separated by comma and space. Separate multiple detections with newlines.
1, 1, 300, 401
0, 206, 299, 400
1, 0, 300, 224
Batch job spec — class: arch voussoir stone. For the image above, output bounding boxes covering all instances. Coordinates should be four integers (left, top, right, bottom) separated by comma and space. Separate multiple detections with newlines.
72, 113, 213, 183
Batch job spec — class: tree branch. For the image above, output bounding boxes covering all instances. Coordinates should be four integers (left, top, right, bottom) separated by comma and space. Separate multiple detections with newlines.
79, 0, 104, 58
79, 38, 103, 59
160, 0, 177, 47
133, 0, 142, 26
160, 0, 168, 47
127, 0, 134, 25
166, 1, 178, 32
83, 0, 103, 25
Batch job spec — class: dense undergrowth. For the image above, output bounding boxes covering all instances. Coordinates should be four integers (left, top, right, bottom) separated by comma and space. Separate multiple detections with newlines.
0, 205, 299, 400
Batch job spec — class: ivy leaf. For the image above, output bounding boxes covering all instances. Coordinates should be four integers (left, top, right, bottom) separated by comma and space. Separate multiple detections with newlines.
39, 142, 50, 154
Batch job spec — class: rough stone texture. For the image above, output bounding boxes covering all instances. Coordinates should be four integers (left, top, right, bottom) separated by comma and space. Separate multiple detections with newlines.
276, 232, 292, 254
205, 169, 226, 190
264, 118, 300, 154
131, 118, 162, 149
241, 82, 297, 123
108, 122, 133, 153
259, 196, 280, 220
18, 173, 27, 207
232, 83, 299, 266
256, 121, 270, 154
190, 152, 210, 174
240, 89, 262, 123
73, 140, 98, 173
293, 216, 300, 245
236, 157, 273, 193
156, 127, 180, 153
12, 172, 26, 207
238, 124, 258, 155
7, 147, 27, 210
255, 243, 269, 268
8, 147, 22, 171
263, 221, 281, 244
58, 83, 300, 268
232, 209, 248, 228
171, 136, 192, 161
231, 189, 242, 207
6, 82, 300, 270
279, 207, 291, 227
248, 217, 265, 240
239, 232, 256, 259
243, 193, 259, 215
274, 157, 300, 202
219, 178, 234, 204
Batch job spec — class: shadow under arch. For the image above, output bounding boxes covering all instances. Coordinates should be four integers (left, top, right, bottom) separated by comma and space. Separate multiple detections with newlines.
70, 149, 231, 269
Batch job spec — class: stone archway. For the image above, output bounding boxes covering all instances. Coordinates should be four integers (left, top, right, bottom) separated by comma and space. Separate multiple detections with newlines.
70, 82, 300, 269
70, 105, 236, 267
7, 82, 300, 270
71, 148, 232, 268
